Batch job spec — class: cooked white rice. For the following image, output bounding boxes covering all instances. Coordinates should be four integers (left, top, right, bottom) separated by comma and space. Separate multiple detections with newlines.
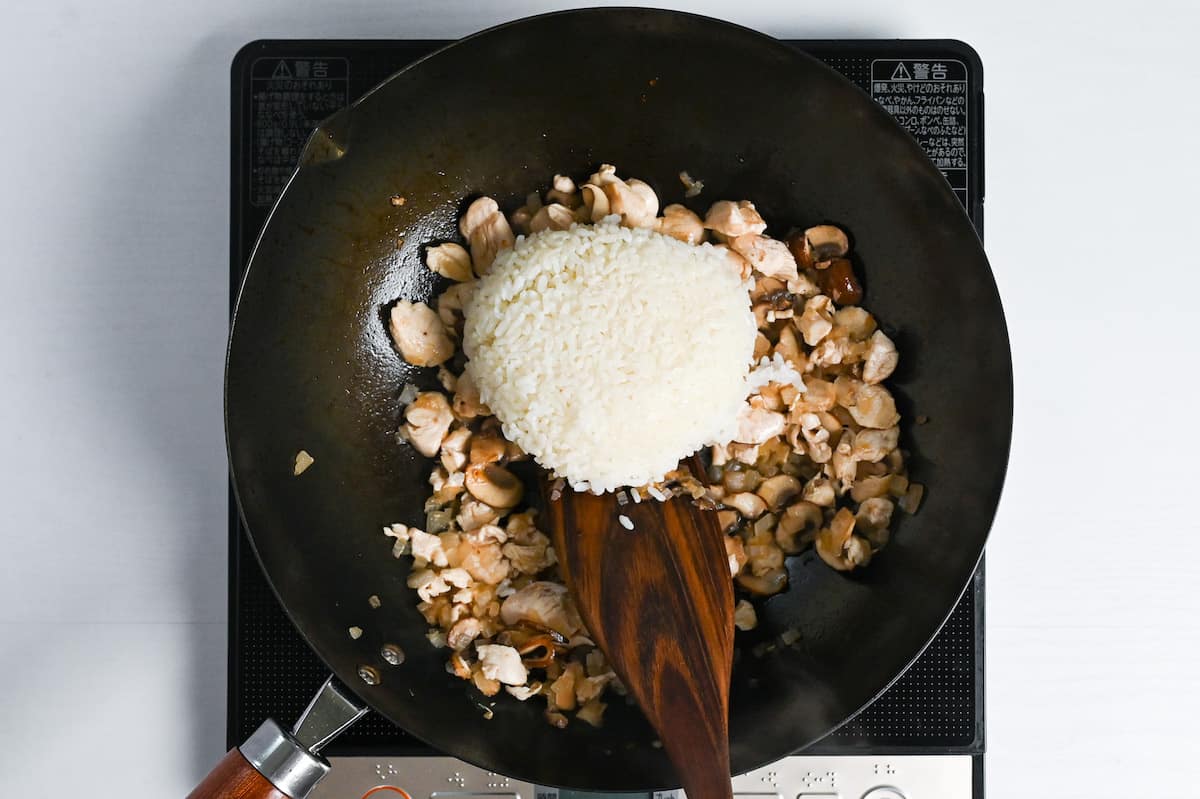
463, 219, 756, 493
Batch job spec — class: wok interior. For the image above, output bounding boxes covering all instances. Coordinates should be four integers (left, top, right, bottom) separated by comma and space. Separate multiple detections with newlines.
225, 8, 1010, 790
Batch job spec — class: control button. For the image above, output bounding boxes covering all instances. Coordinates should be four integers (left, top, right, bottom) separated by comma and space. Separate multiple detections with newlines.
362, 787, 411, 799
861, 788, 905, 799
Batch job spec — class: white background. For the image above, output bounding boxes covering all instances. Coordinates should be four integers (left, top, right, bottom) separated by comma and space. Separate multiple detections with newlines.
1, 0, 1198, 796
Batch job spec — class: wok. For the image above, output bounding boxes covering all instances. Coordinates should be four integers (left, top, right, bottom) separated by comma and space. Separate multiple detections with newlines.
217, 7, 1012, 797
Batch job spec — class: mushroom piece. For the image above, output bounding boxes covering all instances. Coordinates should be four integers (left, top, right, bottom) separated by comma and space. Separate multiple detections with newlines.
580, 183, 611, 222
833, 306, 877, 341
530, 203, 576, 233
736, 566, 788, 596
464, 463, 524, 508
389, 300, 454, 367
657, 204, 705, 244
819, 258, 865, 305
743, 527, 785, 576
802, 475, 837, 507
459, 197, 515, 274
545, 174, 580, 208
862, 330, 899, 384
425, 242, 474, 282
756, 474, 802, 511
850, 474, 894, 502
815, 507, 870, 571
796, 295, 835, 346
852, 426, 900, 463
476, 644, 529, 686
704, 200, 768, 238
729, 233, 799, 283
401, 392, 454, 457
587, 163, 621, 186
733, 405, 787, 444
469, 428, 508, 465
439, 426, 472, 473
775, 501, 823, 553
734, 599, 758, 631
500, 581, 581, 638
803, 225, 850, 266
855, 497, 895, 548
726, 491, 768, 519
847, 384, 901, 429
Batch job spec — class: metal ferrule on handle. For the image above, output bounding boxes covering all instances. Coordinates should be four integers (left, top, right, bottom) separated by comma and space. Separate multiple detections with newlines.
239, 719, 330, 799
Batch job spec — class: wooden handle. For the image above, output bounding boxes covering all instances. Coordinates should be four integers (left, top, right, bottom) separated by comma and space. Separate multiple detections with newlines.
187, 749, 289, 799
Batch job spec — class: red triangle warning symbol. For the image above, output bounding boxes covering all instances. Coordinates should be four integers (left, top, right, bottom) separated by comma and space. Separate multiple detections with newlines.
890, 62, 912, 80
271, 60, 292, 79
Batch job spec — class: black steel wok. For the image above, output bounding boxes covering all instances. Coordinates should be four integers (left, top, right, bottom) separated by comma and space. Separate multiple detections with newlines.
219, 7, 1011, 796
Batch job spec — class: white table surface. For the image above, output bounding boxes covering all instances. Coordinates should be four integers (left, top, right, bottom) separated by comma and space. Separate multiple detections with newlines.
2, 1, 1198, 796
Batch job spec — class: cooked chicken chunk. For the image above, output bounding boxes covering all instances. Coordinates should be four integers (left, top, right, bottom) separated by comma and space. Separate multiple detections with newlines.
389, 300, 454, 367
704, 200, 767, 238
476, 644, 528, 686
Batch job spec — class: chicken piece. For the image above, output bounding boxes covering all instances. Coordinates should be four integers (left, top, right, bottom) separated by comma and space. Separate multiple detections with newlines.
725, 535, 748, 576
439, 427, 471, 473
855, 496, 895, 545
505, 682, 544, 701
447, 617, 483, 651
833, 306, 877, 341
862, 330, 899, 384
459, 540, 510, 585
409, 528, 448, 567
851, 426, 900, 463
500, 581, 581, 638
389, 300, 454, 367
796, 295, 835, 346
657, 204, 705, 244
399, 392, 453, 457
437, 280, 476, 336
476, 644, 528, 686
792, 378, 836, 413
847, 384, 900, 429
456, 497, 501, 532
603, 178, 658, 228
548, 662, 582, 711
733, 404, 787, 444
774, 326, 804, 369
729, 234, 799, 283
712, 243, 754, 281
465, 523, 507, 546
704, 200, 768, 238
452, 370, 489, 420
459, 197, 515, 274
408, 569, 451, 602
530, 203, 576, 233
425, 242, 474, 282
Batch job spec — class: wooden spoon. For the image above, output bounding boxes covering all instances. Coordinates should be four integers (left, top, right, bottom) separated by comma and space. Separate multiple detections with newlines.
540, 457, 735, 799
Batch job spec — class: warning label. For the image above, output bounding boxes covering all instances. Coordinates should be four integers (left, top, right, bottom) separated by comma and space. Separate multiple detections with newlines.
870, 59, 969, 207
249, 57, 350, 207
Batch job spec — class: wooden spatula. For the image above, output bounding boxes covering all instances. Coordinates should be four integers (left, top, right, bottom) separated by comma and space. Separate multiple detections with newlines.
541, 457, 735, 799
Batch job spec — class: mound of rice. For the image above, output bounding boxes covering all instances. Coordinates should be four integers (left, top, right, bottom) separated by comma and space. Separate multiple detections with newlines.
463, 219, 756, 493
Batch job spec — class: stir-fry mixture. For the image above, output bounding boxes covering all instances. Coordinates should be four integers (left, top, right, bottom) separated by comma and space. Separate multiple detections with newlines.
381, 165, 923, 727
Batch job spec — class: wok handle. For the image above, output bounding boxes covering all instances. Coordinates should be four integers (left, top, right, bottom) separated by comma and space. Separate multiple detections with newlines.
186, 719, 330, 799
187, 748, 291, 799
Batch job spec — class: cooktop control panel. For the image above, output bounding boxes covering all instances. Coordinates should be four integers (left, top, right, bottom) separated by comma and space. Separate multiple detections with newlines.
311, 755, 972, 799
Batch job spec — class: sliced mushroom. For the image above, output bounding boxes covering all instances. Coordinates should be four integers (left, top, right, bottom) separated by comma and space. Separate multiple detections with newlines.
401, 392, 454, 457
775, 501, 823, 553
465, 463, 524, 508
734, 599, 759, 631
717, 509, 740, 533
850, 474, 894, 502
736, 566, 787, 596
437, 280, 476, 335
704, 200, 768, 238
726, 491, 768, 519
587, 163, 621, 186
469, 428, 507, 465
803, 225, 850, 266
833, 306, 877, 340
862, 330, 899, 384
819, 258, 864, 305
802, 475, 836, 507
530, 203, 576, 233
425, 242, 474, 282
855, 497, 895, 548
580, 183, 610, 222
657, 204, 705, 244
500, 581, 580, 638
743, 527, 785, 576
389, 300, 454, 367
852, 426, 900, 463
847, 384, 900, 429
546, 174, 580, 208
603, 179, 657, 228
756, 474, 802, 511
730, 233, 799, 283
456, 498, 501, 532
